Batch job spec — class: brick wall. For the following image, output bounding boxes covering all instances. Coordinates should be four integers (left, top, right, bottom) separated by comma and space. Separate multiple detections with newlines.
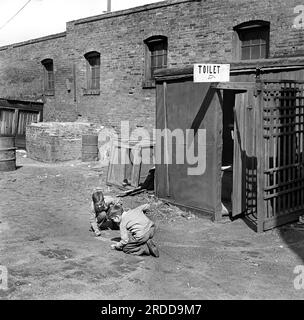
1, 0, 304, 132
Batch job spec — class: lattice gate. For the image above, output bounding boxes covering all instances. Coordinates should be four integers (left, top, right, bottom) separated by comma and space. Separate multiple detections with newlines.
255, 80, 304, 231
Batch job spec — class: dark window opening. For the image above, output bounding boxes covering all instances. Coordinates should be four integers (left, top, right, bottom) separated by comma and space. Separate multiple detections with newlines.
84, 51, 100, 93
143, 36, 168, 88
234, 21, 270, 60
41, 59, 54, 95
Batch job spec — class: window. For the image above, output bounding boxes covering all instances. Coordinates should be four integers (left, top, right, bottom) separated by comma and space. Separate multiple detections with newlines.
234, 21, 270, 60
143, 36, 168, 88
84, 51, 100, 94
41, 59, 54, 95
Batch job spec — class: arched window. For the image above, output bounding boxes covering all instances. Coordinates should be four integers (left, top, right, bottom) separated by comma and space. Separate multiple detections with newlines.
41, 59, 54, 95
233, 20, 270, 60
84, 51, 100, 91
143, 36, 168, 88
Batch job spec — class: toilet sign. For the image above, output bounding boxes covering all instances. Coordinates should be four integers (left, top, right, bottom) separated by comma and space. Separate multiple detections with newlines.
194, 64, 230, 82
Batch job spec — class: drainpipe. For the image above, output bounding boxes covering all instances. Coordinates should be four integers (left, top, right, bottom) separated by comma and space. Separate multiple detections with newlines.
107, 0, 111, 12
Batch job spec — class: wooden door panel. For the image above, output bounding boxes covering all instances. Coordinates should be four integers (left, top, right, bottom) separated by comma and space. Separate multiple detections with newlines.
156, 80, 223, 217
232, 89, 258, 218
0, 108, 15, 136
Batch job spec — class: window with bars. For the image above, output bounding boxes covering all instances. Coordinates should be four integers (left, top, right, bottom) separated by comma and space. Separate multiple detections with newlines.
41, 59, 55, 95
234, 21, 270, 60
84, 51, 100, 94
143, 36, 168, 88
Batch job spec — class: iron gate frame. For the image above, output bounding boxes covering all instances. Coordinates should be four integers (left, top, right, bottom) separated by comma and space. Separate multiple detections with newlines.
215, 80, 304, 232
254, 79, 304, 232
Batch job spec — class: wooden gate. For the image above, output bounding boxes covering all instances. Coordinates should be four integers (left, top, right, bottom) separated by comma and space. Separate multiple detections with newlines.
0, 109, 15, 135
0, 99, 43, 149
228, 80, 304, 232
16, 110, 40, 149
255, 80, 304, 231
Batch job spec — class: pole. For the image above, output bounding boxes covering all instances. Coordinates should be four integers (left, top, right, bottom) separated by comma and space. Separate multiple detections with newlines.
107, 0, 111, 12
163, 81, 170, 197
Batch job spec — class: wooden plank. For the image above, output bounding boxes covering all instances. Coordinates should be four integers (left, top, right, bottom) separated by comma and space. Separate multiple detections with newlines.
106, 143, 117, 186
157, 197, 214, 218
163, 81, 170, 197
12, 109, 19, 137
264, 162, 302, 173
264, 176, 304, 191
264, 184, 304, 199
263, 210, 304, 231
232, 90, 254, 218
214, 89, 223, 222
212, 82, 255, 91
38, 110, 43, 122
139, 145, 154, 185
232, 92, 244, 217
264, 121, 304, 129
0, 108, 14, 135
256, 85, 265, 232
0, 100, 43, 111
130, 147, 142, 187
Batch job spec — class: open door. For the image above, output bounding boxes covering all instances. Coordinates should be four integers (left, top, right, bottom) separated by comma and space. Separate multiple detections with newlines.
232, 87, 258, 224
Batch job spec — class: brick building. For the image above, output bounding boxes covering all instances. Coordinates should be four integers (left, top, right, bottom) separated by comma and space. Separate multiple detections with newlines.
0, 0, 304, 132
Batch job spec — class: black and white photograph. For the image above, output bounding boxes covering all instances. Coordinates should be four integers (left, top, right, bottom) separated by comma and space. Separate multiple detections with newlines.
0, 0, 304, 305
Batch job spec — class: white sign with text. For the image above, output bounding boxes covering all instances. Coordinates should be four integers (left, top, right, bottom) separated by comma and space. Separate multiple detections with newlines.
194, 64, 230, 82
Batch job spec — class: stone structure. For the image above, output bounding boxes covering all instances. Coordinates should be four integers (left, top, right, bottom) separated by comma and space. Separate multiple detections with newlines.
26, 122, 102, 162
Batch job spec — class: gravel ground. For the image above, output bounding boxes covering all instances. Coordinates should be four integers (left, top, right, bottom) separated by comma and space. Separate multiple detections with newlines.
0, 151, 304, 300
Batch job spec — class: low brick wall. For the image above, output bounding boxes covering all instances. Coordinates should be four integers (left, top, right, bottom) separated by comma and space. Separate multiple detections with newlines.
26, 122, 102, 162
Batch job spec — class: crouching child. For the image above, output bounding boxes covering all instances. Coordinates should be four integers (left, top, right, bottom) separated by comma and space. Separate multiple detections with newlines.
90, 189, 120, 237
108, 204, 159, 258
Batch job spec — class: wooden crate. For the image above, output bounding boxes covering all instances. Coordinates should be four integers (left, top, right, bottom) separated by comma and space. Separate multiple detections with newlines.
106, 139, 154, 188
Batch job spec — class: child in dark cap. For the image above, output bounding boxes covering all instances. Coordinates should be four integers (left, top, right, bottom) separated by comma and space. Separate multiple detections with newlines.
89, 189, 121, 237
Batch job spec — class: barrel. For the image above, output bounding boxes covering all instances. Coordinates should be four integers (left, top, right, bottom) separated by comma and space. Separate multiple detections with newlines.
82, 134, 99, 162
0, 136, 16, 171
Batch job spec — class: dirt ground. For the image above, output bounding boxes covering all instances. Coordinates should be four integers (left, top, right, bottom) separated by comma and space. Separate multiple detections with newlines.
0, 151, 304, 300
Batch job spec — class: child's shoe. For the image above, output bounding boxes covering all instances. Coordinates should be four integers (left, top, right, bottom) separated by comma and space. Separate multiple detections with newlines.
147, 239, 159, 258
95, 230, 102, 237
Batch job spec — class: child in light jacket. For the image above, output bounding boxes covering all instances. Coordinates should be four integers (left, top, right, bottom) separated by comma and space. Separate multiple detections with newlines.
108, 204, 159, 257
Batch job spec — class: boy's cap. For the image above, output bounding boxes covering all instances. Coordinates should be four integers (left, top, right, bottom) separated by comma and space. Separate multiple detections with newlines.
92, 189, 104, 203
108, 204, 124, 219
